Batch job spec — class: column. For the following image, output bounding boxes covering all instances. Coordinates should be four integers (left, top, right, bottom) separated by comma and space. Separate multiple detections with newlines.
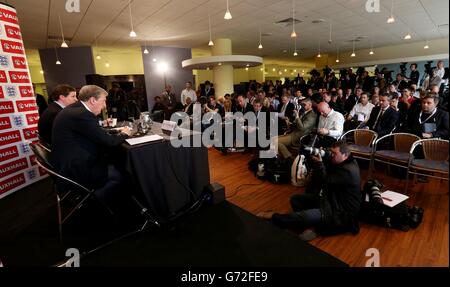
211, 38, 234, 99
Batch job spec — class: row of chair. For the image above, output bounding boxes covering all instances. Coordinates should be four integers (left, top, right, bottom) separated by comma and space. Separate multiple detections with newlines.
340, 129, 449, 193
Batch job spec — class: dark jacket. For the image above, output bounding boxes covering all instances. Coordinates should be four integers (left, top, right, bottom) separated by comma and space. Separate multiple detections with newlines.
344, 94, 358, 114
38, 102, 63, 145
277, 102, 295, 121
405, 108, 449, 140
365, 106, 399, 137
51, 102, 128, 189
311, 156, 361, 235
235, 102, 254, 114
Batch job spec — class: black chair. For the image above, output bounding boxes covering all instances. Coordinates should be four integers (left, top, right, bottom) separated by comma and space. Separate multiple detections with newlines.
150, 110, 164, 123
29, 142, 113, 242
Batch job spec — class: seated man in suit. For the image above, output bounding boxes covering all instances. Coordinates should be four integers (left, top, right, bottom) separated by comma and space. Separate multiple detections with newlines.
183, 96, 194, 116
277, 94, 295, 135
277, 98, 317, 159
38, 84, 77, 146
404, 93, 449, 139
364, 93, 399, 138
51, 85, 132, 209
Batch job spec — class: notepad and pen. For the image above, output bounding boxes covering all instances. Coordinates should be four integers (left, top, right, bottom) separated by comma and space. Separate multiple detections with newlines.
365, 190, 409, 207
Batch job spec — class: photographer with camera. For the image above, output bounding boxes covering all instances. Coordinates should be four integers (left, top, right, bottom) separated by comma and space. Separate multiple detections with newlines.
258, 141, 361, 241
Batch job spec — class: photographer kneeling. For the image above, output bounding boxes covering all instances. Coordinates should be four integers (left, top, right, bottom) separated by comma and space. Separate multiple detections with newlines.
257, 141, 361, 241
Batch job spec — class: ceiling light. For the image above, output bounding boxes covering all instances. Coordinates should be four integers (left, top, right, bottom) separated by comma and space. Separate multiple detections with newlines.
157, 62, 168, 73
328, 19, 332, 44
260, 68, 263, 71
39, 70, 44, 74
208, 15, 214, 46
351, 39, 356, 57
336, 46, 340, 63
369, 50, 374, 55
294, 69, 297, 72
224, 0, 232, 20
105, 62, 110, 68
284, 69, 287, 72
206, 67, 210, 70
152, 58, 157, 62
58, 14, 69, 48
218, 62, 222, 66
128, 1, 137, 38
245, 67, 249, 71
246, 64, 250, 67
387, 0, 395, 23
317, 41, 321, 58
424, 40, 429, 49
54, 47, 61, 65
404, 33, 411, 40
290, 0, 297, 38
96, 54, 102, 60
144, 48, 149, 54
272, 68, 276, 72
293, 51, 298, 56
258, 26, 263, 49
335, 59, 340, 63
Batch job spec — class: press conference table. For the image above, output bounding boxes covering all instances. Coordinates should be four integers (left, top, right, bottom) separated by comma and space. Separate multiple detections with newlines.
119, 122, 210, 220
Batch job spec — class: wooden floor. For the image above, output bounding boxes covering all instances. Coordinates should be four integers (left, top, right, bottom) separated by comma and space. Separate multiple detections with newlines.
208, 148, 449, 267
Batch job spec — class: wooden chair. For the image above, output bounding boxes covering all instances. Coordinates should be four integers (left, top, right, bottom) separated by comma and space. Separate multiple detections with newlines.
371, 133, 420, 177
340, 129, 378, 178
404, 139, 449, 193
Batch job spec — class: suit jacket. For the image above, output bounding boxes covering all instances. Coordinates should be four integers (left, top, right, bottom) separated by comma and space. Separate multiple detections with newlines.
235, 102, 254, 114
201, 86, 215, 98
51, 102, 128, 189
183, 103, 194, 115
290, 110, 318, 145
365, 106, 399, 137
38, 102, 63, 145
405, 108, 449, 140
277, 102, 295, 121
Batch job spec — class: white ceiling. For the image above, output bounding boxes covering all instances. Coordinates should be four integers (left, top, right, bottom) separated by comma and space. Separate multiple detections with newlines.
5, 0, 449, 59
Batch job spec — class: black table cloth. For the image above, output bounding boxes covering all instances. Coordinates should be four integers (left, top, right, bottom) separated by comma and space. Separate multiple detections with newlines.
120, 123, 210, 220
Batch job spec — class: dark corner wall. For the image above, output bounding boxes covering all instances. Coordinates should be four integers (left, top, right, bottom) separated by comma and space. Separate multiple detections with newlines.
39, 46, 95, 93
142, 46, 193, 111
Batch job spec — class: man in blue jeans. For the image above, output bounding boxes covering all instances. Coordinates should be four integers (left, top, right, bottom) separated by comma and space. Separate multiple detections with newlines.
257, 141, 361, 241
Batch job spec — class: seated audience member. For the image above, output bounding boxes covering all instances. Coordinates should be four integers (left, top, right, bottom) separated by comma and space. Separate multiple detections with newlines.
371, 93, 380, 107
268, 93, 280, 112
400, 88, 416, 109
258, 141, 361, 241
183, 96, 194, 115
316, 102, 345, 141
344, 88, 362, 115
204, 95, 224, 117
364, 93, 399, 137
51, 85, 132, 208
277, 94, 296, 134
277, 98, 317, 159
393, 73, 409, 92
345, 93, 375, 130
390, 94, 408, 131
388, 84, 401, 97
38, 84, 77, 145
235, 94, 254, 114
404, 93, 449, 139
329, 91, 345, 115
151, 96, 165, 113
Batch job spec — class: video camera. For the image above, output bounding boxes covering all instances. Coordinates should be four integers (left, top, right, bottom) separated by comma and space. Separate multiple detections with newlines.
424, 61, 434, 77
363, 179, 384, 205
399, 62, 408, 76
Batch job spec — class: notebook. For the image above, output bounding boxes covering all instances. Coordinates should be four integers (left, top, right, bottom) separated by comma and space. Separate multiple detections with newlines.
126, 134, 164, 146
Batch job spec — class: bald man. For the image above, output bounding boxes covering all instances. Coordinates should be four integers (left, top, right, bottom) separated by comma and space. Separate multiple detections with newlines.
316, 102, 345, 140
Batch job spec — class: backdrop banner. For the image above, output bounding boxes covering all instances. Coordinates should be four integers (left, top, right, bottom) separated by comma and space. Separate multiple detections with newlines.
0, 2, 47, 199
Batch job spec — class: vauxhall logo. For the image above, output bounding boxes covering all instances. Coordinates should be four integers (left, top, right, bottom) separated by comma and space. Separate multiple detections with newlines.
0, 7, 19, 25
1, 40, 24, 54
5, 25, 22, 40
